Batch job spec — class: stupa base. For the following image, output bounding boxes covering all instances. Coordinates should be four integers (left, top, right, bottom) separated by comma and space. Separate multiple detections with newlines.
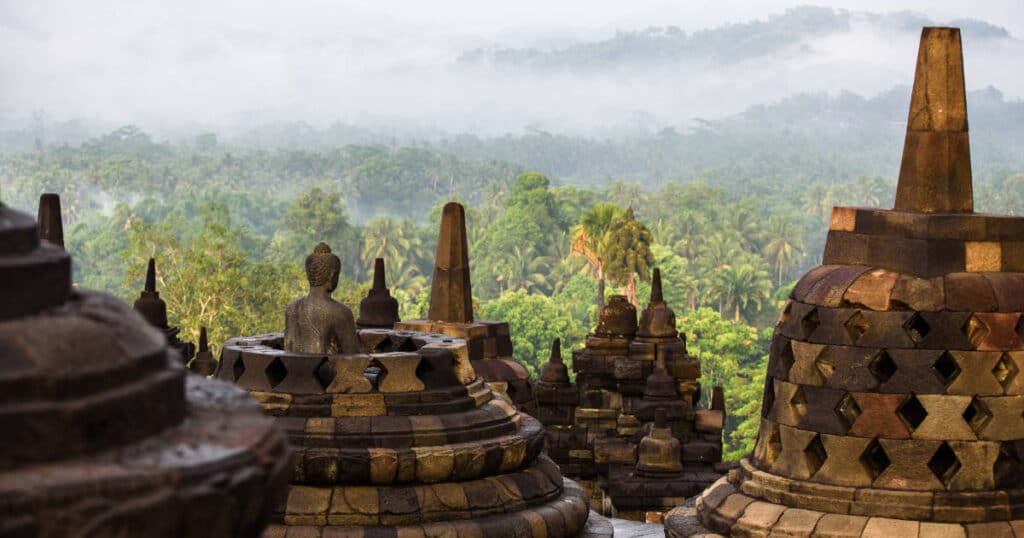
263, 478, 595, 537
0, 375, 290, 538
666, 464, 1024, 538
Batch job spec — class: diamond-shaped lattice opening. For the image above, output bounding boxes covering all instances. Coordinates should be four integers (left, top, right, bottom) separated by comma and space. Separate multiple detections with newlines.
778, 340, 795, 376
364, 360, 383, 389
904, 313, 931, 344
928, 442, 961, 487
1016, 317, 1024, 343
801, 307, 821, 339
897, 394, 928, 431
860, 438, 891, 481
994, 442, 1023, 488
762, 377, 776, 418
756, 422, 783, 467
790, 386, 808, 421
932, 352, 961, 386
778, 301, 793, 326
963, 315, 990, 348
993, 353, 1018, 389
232, 356, 246, 381
804, 434, 828, 476
868, 351, 897, 384
814, 348, 835, 383
265, 357, 288, 388
845, 311, 870, 343
314, 358, 335, 390
963, 397, 993, 435
835, 393, 862, 431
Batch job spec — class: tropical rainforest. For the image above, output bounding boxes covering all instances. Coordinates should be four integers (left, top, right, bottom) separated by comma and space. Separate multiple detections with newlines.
4, 7, 1024, 460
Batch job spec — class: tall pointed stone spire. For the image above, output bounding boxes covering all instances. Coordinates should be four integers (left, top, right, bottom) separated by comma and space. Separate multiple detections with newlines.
650, 267, 664, 304
37, 193, 64, 250
894, 27, 972, 213
428, 202, 473, 323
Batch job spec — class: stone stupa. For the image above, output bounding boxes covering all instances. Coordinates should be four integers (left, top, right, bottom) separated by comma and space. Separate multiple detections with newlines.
395, 202, 537, 414
0, 192, 289, 536
133, 257, 195, 364
214, 242, 608, 537
667, 27, 1024, 537
537, 269, 726, 520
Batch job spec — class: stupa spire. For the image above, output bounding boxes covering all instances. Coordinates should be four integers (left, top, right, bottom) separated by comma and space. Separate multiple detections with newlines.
37, 193, 64, 250
894, 27, 973, 213
650, 267, 664, 304
372, 257, 386, 289
428, 202, 473, 323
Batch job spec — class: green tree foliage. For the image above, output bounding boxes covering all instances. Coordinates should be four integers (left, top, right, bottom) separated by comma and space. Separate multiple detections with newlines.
603, 207, 654, 306
679, 308, 771, 459
479, 291, 586, 377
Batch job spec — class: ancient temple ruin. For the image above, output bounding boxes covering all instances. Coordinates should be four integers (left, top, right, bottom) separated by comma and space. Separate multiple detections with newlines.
0, 193, 289, 536
536, 269, 727, 520
213, 241, 609, 537
667, 27, 1024, 537
389, 201, 537, 414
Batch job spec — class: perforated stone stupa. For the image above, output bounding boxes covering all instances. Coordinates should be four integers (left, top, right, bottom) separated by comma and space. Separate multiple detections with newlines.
214, 242, 608, 537
394, 202, 537, 414
0, 193, 289, 536
537, 270, 727, 520
667, 27, 1024, 537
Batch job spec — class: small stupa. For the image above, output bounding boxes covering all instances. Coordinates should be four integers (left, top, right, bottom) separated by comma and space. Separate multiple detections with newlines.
189, 326, 218, 376
356, 257, 400, 329
133, 257, 195, 364
668, 27, 1024, 538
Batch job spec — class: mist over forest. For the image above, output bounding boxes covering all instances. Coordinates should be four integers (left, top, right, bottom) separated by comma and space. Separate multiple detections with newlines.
3, 4, 1024, 458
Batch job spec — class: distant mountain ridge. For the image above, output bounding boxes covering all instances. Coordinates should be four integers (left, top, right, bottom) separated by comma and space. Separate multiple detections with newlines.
458, 6, 1012, 70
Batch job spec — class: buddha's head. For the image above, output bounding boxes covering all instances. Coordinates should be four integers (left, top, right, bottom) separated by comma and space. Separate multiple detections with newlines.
306, 242, 341, 293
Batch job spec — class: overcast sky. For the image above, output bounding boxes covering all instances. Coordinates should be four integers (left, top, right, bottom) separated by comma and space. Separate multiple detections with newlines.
2, 0, 1022, 134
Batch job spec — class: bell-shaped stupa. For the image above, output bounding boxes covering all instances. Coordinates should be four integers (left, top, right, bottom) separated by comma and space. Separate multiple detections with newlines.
0, 192, 289, 536
668, 27, 1024, 537
215, 242, 607, 537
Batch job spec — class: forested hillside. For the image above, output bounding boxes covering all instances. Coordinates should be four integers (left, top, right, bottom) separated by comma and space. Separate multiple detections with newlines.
4, 116, 1024, 460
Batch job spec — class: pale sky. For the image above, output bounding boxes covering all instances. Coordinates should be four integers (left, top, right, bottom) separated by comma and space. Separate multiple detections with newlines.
2, 1, 1021, 134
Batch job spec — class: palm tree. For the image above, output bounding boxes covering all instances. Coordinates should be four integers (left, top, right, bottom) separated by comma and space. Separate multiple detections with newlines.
802, 184, 831, 221
763, 218, 805, 286
707, 260, 773, 322
852, 176, 890, 207
604, 208, 655, 307
360, 216, 411, 270
495, 245, 551, 295
570, 203, 623, 310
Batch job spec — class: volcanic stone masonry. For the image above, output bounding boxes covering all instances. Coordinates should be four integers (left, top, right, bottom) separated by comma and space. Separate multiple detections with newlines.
389, 201, 538, 415
0, 192, 290, 536
214, 241, 611, 537
666, 27, 1024, 538
535, 268, 728, 520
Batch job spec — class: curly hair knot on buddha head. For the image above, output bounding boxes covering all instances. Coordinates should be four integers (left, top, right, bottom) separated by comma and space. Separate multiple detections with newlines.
306, 242, 341, 288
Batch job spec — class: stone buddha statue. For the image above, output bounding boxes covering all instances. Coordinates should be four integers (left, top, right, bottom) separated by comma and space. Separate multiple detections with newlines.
284, 242, 360, 354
